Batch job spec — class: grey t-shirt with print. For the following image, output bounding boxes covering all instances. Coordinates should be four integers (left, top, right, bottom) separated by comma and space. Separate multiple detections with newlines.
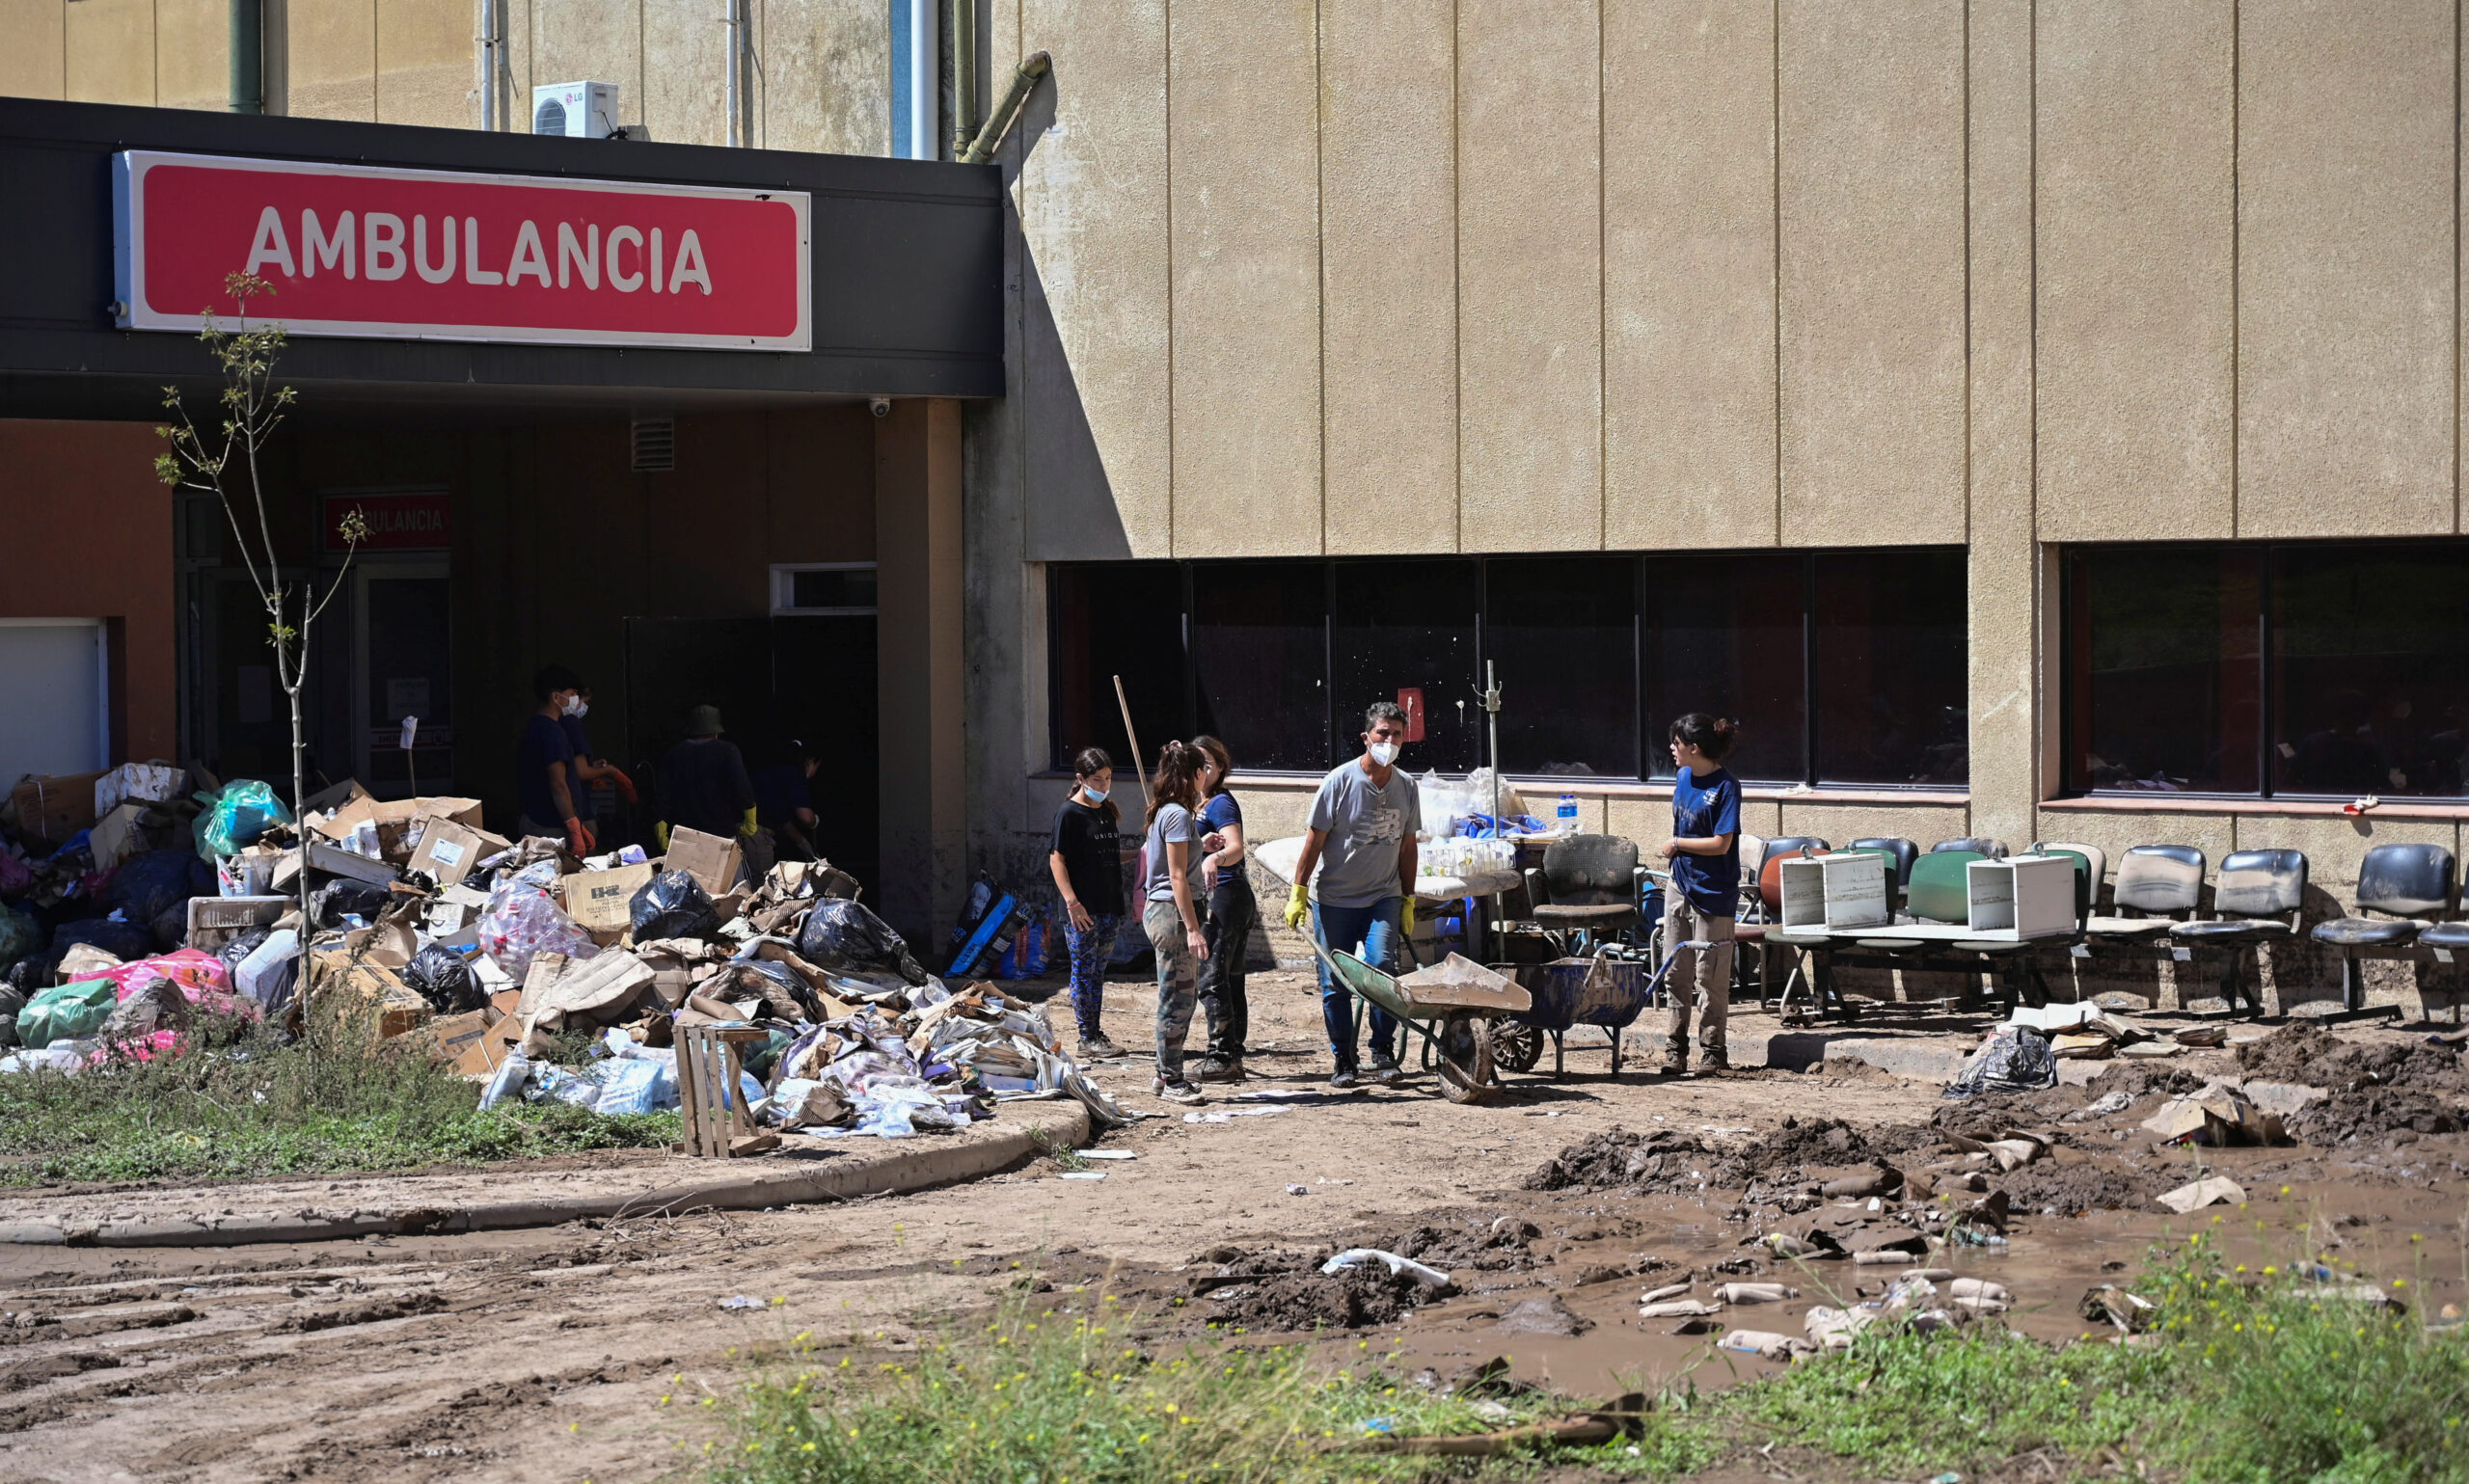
1307, 763, 1421, 908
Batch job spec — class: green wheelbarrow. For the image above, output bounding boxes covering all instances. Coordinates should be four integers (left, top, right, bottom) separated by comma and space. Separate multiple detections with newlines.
1303, 935, 1533, 1103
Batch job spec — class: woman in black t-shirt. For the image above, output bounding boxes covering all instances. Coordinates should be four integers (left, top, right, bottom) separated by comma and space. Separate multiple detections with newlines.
1047, 746, 1126, 1061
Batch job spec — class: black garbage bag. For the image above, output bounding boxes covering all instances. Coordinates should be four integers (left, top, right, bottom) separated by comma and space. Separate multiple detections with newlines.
796, 897, 928, 985
1941, 1025, 2058, 1100
309, 878, 393, 931
105, 849, 214, 929
218, 928, 271, 982
630, 871, 719, 941
402, 944, 487, 1014
51, 917, 154, 963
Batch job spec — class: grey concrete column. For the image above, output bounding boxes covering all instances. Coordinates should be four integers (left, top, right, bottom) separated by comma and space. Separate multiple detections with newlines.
876, 398, 968, 948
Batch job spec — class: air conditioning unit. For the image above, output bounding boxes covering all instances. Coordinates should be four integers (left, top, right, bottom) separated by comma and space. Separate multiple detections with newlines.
532, 81, 621, 139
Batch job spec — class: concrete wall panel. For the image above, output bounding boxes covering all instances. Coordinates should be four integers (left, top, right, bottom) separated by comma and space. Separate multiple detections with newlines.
1320, 0, 1456, 555
765, 0, 890, 155
1018, 1, 1172, 559
1603, 0, 1776, 551
2035, 0, 2236, 543
642, 0, 727, 149
288, 0, 379, 121
64, 0, 155, 106
1456, 0, 1600, 553
377, 0, 475, 126
159, 0, 232, 111
1777, 0, 1966, 546
2238, 0, 2455, 537
0, 1, 66, 100
1168, 0, 1320, 558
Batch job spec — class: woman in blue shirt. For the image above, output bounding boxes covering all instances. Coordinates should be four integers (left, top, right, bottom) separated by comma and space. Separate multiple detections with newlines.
1190, 735, 1253, 1082
1658, 713, 1742, 1076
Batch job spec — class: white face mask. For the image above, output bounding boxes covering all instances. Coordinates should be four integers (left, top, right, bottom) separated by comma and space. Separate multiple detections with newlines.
1367, 741, 1399, 767
570, 700, 589, 719
558, 694, 583, 717
1084, 785, 1110, 804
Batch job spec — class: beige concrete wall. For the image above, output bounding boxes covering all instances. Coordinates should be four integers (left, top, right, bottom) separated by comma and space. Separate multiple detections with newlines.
1167, 0, 1320, 558
2237, 0, 2455, 538
2034, 0, 2237, 544
1776, 0, 1967, 548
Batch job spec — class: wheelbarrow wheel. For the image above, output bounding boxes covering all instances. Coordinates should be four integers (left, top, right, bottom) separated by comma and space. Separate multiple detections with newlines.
1484, 1018, 1544, 1075
1434, 1012, 1499, 1104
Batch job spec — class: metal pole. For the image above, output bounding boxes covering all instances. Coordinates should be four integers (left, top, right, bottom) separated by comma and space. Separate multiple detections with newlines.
725, 0, 745, 148
948, 0, 975, 159
475, 0, 499, 131
1481, 661, 1503, 958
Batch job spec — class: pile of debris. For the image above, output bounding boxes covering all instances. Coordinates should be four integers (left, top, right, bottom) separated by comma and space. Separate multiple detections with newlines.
0, 767, 1120, 1139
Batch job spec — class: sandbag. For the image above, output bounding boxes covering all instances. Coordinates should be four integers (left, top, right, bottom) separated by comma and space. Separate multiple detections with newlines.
402, 944, 486, 1014
630, 871, 719, 941
18, 978, 117, 1049
796, 898, 927, 985
194, 780, 291, 857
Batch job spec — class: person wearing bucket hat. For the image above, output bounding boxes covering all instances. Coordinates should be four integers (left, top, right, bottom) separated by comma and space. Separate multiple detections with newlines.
656, 703, 758, 853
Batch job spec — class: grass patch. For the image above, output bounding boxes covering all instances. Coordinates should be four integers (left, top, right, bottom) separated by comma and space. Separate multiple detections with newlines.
0, 1011, 677, 1185
702, 1233, 2469, 1483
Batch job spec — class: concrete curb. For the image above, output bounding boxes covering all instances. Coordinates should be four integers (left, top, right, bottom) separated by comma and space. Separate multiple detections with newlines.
0, 1105, 1090, 1249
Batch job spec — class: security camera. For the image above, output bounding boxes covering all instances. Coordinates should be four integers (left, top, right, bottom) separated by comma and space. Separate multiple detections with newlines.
868, 396, 891, 418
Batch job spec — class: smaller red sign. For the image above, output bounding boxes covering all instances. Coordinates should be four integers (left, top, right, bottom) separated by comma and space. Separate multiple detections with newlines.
327, 492, 451, 552
1396, 688, 1425, 743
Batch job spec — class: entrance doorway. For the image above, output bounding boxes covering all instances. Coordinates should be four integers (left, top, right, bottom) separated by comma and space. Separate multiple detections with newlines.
353, 560, 453, 797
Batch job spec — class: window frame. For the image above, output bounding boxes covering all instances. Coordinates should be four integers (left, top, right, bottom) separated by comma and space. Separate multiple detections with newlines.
1047, 549, 1969, 791
2060, 537, 2469, 801
770, 562, 880, 617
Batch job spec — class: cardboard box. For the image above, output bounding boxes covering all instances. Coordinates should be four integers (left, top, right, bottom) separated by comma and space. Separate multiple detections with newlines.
425, 1009, 496, 1066
558, 862, 654, 934
299, 778, 372, 819
408, 819, 487, 886
664, 826, 744, 898
312, 958, 433, 1039
9, 770, 105, 848
89, 800, 150, 870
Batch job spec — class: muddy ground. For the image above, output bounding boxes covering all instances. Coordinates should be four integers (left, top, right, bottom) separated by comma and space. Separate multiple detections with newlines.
0, 968, 2463, 1482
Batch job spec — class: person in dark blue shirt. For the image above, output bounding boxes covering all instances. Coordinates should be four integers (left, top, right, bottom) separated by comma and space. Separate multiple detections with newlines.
518, 664, 591, 855
558, 686, 637, 844
1657, 713, 1742, 1075
1190, 735, 1254, 1082
753, 741, 822, 860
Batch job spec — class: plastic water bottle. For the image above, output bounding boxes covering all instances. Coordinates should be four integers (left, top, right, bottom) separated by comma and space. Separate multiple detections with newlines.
1557, 794, 1579, 832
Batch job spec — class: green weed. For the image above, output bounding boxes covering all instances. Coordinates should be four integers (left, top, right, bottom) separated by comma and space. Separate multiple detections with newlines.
0, 1012, 677, 1185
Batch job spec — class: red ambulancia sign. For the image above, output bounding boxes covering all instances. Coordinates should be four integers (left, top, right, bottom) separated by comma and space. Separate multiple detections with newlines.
325, 492, 450, 553
114, 150, 810, 351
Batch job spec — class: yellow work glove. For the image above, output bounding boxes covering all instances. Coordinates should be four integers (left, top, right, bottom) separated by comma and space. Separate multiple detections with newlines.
739, 805, 761, 839
654, 820, 671, 852
1284, 882, 1310, 931
1401, 897, 1417, 935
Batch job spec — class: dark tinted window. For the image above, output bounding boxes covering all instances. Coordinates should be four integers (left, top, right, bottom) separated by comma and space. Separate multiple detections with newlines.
1050, 564, 1184, 772
1641, 553, 1806, 782
1332, 559, 1481, 773
2271, 545, 2469, 797
1193, 562, 1327, 771
1487, 557, 1638, 777
1814, 550, 1969, 784
2065, 548, 2264, 794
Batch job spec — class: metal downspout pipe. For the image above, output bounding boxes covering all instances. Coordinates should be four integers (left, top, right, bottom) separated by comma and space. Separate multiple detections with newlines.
958, 49, 1047, 164
948, 0, 975, 159
475, 0, 503, 130
229, 0, 263, 114
725, 0, 749, 147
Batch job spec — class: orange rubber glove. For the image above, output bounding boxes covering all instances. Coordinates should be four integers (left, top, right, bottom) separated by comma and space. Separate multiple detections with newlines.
604, 767, 638, 805
565, 817, 596, 856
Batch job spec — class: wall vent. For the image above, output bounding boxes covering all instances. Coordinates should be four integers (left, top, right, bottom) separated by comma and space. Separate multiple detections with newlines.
630, 416, 675, 472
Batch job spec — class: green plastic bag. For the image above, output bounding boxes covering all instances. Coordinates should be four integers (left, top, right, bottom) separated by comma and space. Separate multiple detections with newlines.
193, 780, 292, 858
18, 978, 117, 1050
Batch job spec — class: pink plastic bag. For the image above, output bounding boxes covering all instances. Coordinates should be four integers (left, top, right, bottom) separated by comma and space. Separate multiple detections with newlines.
85, 949, 233, 1004
478, 883, 599, 981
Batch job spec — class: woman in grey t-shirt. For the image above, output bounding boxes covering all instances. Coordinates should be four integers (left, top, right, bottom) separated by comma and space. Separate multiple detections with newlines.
1140, 741, 1211, 1104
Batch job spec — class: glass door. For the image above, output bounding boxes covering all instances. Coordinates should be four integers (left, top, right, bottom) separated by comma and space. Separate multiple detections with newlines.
353, 560, 453, 797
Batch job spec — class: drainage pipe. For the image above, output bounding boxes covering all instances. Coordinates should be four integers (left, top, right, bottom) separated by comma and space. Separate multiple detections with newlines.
947, 0, 975, 159
958, 49, 1047, 164
475, 0, 502, 130
725, 0, 746, 146
229, 0, 263, 114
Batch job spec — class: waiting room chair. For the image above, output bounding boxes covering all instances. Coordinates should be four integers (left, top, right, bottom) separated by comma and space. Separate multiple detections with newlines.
1526, 834, 1642, 950
1741, 837, 1827, 1007
1931, 837, 2007, 860
2083, 846, 2206, 942
2169, 849, 2305, 1015
2311, 844, 2456, 1012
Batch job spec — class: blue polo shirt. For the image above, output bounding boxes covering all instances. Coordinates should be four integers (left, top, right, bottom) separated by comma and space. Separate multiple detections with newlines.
1669, 766, 1741, 916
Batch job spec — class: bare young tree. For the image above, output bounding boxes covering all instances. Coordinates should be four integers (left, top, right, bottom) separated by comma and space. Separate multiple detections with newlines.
155, 272, 367, 950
